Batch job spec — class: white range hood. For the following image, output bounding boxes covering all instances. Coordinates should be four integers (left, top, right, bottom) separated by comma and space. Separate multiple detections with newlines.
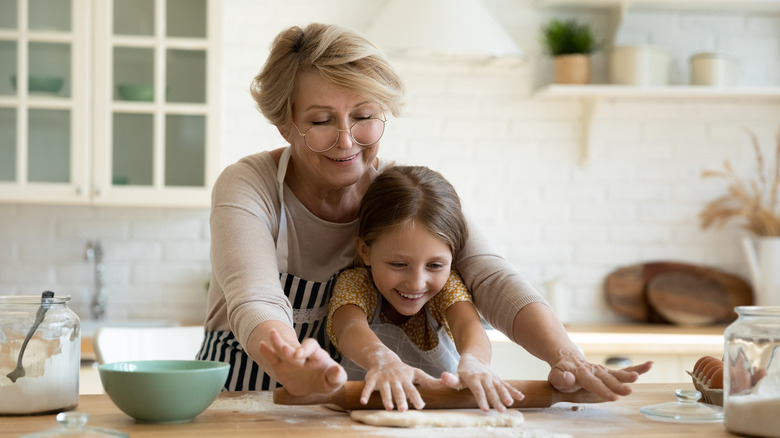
364, 0, 524, 64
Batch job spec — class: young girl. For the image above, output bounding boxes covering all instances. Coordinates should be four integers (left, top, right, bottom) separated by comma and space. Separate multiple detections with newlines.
326, 166, 524, 412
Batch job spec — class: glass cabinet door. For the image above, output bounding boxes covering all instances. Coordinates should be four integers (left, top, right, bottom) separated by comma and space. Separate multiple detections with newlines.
0, 0, 89, 203
92, 0, 216, 206
0, 0, 217, 206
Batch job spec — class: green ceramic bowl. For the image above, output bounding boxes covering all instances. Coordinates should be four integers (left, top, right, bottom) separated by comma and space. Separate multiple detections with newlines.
10, 75, 65, 93
98, 360, 228, 423
117, 83, 154, 101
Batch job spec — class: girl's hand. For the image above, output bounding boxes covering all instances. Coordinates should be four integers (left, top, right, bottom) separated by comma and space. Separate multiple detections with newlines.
547, 348, 653, 401
361, 353, 440, 412
258, 328, 347, 396
441, 353, 524, 412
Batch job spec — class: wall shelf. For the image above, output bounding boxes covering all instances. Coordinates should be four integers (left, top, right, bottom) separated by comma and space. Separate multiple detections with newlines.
534, 84, 780, 166
536, 84, 780, 100
535, 0, 780, 11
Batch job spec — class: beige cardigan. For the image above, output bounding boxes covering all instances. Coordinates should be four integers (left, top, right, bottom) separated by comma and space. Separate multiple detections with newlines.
204, 150, 547, 350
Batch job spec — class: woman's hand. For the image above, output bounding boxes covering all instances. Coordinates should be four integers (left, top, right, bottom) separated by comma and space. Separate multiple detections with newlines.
509, 303, 652, 402
547, 348, 653, 401
361, 352, 439, 412
258, 328, 347, 396
441, 353, 524, 412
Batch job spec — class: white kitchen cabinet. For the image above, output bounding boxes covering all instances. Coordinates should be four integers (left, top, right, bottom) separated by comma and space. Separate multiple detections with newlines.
0, 0, 220, 207
489, 324, 725, 384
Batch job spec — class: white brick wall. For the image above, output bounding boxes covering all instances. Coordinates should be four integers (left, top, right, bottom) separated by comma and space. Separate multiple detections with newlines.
1, 1, 779, 325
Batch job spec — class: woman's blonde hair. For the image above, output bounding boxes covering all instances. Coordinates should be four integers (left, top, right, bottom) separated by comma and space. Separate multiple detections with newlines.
355, 166, 468, 267
251, 23, 404, 130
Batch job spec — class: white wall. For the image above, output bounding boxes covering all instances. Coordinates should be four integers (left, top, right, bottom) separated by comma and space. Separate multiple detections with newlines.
1, 0, 779, 325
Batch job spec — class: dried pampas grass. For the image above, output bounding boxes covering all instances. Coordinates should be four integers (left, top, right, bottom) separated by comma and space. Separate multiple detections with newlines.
700, 128, 780, 237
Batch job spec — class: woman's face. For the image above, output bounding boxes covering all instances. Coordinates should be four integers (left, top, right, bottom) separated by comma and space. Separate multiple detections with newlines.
356, 220, 453, 319
285, 70, 382, 192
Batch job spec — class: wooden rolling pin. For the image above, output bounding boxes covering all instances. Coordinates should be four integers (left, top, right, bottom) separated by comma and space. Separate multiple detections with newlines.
273, 380, 604, 410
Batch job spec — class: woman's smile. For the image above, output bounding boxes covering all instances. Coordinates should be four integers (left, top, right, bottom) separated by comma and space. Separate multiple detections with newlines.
326, 152, 360, 163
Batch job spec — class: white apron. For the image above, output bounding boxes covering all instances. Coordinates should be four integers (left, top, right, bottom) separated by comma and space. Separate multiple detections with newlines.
198, 148, 341, 390
341, 293, 461, 380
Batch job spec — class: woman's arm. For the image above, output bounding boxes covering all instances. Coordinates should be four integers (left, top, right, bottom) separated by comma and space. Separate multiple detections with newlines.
511, 303, 653, 401
209, 154, 346, 395
443, 301, 524, 411
252, 321, 346, 396
454, 217, 652, 401
330, 304, 437, 411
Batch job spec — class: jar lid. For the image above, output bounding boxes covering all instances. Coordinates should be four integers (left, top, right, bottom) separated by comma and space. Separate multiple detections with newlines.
690, 52, 735, 62
611, 45, 669, 54
18, 412, 128, 438
0, 295, 71, 305
639, 389, 723, 423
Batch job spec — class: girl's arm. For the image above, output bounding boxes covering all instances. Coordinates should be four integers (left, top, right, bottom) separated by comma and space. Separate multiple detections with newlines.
331, 304, 439, 411
444, 301, 525, 412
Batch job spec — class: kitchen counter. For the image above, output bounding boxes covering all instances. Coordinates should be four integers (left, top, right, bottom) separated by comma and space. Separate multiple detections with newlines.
4, 384, 738, 437
80, 323, 727, 393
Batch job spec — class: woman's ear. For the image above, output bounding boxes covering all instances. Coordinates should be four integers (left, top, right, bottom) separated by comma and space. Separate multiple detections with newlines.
355, 237, 371, 266
277, 125, 292, 144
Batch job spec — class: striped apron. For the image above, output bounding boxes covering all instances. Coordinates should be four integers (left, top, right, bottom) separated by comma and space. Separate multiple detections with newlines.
197, 148, 340, 390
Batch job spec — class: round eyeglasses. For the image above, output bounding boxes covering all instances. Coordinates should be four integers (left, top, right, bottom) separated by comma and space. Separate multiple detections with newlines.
292, 117, 386, 153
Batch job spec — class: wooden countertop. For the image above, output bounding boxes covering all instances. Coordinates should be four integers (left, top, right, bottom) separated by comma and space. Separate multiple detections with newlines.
2, 384, 739, 437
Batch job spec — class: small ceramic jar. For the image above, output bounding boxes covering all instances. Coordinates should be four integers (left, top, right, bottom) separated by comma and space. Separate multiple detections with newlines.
609, 45, 670, 86
690, 52, 737, 87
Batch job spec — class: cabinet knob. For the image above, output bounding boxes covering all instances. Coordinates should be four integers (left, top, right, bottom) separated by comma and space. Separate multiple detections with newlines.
76, 186, 83, 195
605, 356, 632, 368
94, 188, 101, 196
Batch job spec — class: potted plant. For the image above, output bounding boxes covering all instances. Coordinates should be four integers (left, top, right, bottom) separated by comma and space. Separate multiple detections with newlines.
540, 18, 601, 85
699, 128, 780, 305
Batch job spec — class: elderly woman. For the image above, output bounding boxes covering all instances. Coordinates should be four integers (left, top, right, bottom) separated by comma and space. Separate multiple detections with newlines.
198, 22, 651, 403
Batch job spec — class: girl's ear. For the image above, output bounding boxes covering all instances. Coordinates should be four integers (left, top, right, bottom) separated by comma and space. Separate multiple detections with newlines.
355, 237, 371, 266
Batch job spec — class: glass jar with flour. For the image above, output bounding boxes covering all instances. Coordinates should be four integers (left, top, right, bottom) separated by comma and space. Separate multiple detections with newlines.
0, 293, 80, 415
724, 306, 780, 437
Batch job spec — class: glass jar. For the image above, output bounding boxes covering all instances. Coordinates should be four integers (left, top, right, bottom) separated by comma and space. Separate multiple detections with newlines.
724, 306, 780, 437
0, 294, 80, 415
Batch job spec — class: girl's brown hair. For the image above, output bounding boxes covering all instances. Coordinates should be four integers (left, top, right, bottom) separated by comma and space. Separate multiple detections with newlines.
250, 23, 404, 132
356, 166, 468, 266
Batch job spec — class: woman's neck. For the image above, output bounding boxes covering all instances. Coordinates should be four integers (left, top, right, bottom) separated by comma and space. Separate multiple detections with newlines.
285, 165, 369, 224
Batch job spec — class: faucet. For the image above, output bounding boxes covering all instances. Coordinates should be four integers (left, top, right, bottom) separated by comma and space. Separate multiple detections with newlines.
85, 240, 106, 320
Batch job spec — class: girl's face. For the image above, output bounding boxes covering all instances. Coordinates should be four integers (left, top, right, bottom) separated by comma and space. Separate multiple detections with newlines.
284, 69, 382, 192
356, 220, 453, 318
